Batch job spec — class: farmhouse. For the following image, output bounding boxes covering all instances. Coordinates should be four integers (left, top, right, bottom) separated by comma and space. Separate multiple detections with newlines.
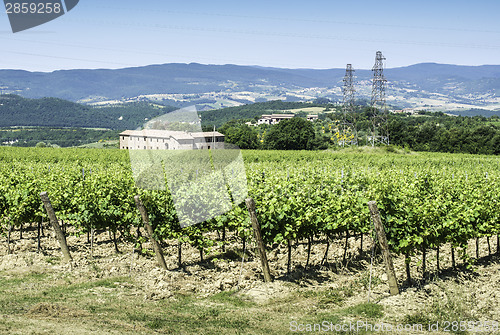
256, 114, 318, 125
257, 114, 294, 125
119, 129, 225, 150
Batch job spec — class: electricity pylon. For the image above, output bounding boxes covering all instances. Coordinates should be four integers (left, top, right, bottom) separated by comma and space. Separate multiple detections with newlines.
341, 64, 357, 146
370, 51, 389, 146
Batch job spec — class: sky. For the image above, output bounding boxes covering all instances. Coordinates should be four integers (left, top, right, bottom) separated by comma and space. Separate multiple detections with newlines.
0, 0, 500, 72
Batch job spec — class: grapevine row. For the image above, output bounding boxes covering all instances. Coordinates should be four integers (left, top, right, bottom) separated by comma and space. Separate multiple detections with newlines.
0, 148, 499, 274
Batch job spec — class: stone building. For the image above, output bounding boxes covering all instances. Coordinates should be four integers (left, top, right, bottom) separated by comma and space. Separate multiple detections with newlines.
119, 129, 225, 150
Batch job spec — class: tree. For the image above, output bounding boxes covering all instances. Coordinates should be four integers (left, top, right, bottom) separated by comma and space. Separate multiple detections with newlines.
489, 134, 500, 155
264, 117, 315, 150
219, 121, 260, 149
228, 125, 260, 149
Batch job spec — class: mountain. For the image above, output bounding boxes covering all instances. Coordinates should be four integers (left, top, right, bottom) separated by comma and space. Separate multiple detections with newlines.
0, 64, 334, 101
1, 62, 500, 114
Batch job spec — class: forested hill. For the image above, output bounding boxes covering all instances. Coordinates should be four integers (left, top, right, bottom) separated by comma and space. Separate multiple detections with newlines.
199, 100, 327, 128
0, 94, 322, 130
0, 95, 175, 129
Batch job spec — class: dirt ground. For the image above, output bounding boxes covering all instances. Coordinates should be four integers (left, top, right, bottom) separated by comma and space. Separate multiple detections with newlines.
0, 225, 499, 334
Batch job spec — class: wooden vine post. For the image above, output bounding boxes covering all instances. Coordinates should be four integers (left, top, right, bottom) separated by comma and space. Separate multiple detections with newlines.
37, 218, 42, 253
368, 201, 399, 296
39, 192, 72, 263
245, 198, 272, 283
134, 195, 168, 270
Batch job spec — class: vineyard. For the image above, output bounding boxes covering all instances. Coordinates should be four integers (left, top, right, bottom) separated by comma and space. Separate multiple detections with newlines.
0, 146, 499, 284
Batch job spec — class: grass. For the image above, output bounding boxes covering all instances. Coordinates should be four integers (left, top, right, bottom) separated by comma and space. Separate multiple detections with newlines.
296, 302, 383, 335
45, 256, 60, 265
342, 302, 384, 319
299, 285, 355, 308
0, 268, 386, 334
0, 270, 287, 334
401, 282, 480, 335
209, 290, 255, 308
333, 145, 413, 155
0, 264, 490, 334
285, 107, 326, 114
356, 271, 382, 290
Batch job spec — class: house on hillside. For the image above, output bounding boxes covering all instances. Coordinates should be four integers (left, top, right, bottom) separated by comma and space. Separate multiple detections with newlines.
306, 114, 319, 121
257, 114, 294, 125
393, 108, 417, 115
119, 129, 224, 150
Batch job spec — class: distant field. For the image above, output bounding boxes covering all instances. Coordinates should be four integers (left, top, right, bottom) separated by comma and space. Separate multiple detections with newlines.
284, 106, 326, 114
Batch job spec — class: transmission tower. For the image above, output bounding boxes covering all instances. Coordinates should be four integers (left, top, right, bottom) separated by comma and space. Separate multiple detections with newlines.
341, 64, 357, 146
370, 51, 389, 146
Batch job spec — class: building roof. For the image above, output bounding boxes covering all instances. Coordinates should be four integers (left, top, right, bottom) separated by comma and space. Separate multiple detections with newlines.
170, 133, 196, 140
120, 129, 185, 138
260, 114, 294, 119
190, 132, 224, 138
120, 129, 224, 140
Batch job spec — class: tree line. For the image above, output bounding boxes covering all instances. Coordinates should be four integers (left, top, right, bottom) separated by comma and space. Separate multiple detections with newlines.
0, 127, 119, 148
217, 107, 500, 154
0, 94, 175, 130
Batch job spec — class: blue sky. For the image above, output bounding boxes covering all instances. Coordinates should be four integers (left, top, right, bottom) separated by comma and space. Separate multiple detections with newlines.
0, 0, 499, 71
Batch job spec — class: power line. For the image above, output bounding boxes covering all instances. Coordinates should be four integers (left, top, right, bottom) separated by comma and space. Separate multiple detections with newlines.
94, 6, 500, 35
67, 18, 500, 51
1, 49, 135, 67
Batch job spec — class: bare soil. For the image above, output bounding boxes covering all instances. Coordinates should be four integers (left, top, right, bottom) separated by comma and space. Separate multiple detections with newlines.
0, 225, 499, 334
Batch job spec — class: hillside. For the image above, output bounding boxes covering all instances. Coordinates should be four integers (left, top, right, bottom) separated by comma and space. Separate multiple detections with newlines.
0, 95, 175, 130
0, 94, 328, 130
1, 63, 500, 114
199, 100, 328, 128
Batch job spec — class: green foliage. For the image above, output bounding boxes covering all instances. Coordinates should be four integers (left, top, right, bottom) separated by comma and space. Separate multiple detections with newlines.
219, 121, 260, 149
264, 118, 316, 150
0, 95, 175, 130
385, 112, 500, 155
209, 102, 500, 154
0, 127, 120, 148
0, 146, 498, 267
199, 101, 325, 128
